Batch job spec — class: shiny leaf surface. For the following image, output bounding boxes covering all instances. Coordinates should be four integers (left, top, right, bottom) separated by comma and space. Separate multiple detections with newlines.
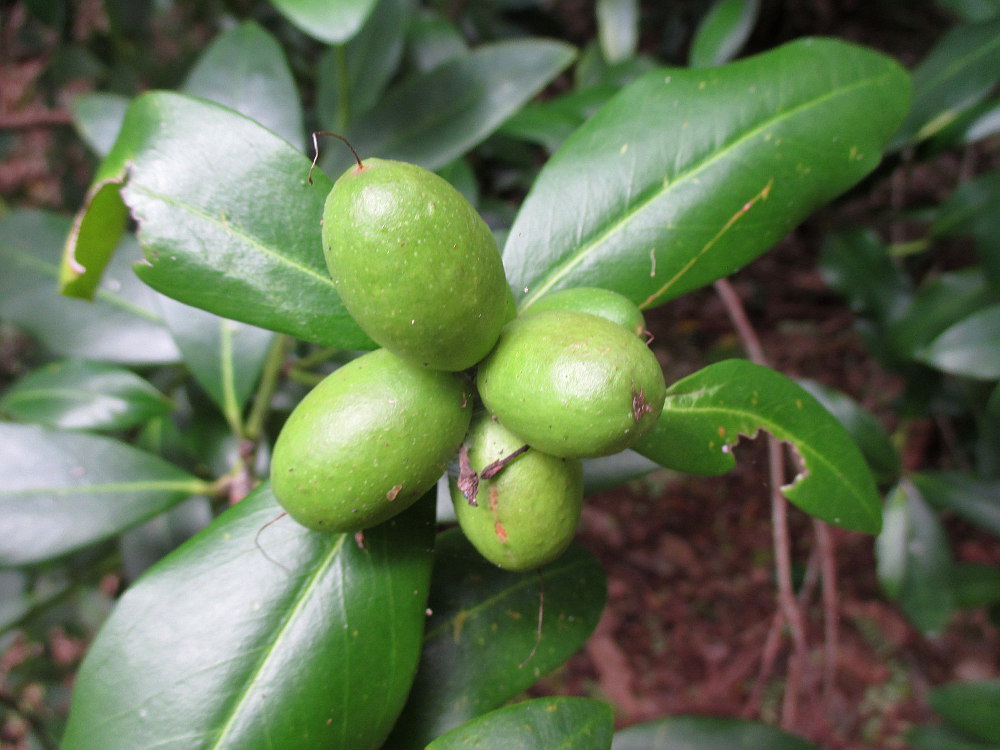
635, 360, 882, 533
427, 697, 614, 750
876, 482, 954, 634
0, 211, 179, 365
892, 17, 1000, 145
386, 529, 606, 749
0, 359, 171, 431
612, 715, 820, 749
155, 295, 275, 417
269, 0, 378, 43
915, 303, 1000, 379
65, 92, 372, 348
183, 20, 303, 149
505, 38, 910, 311
0, 423, 203, 567
689, 0, 760, 67
325, 40, 576, 173
61, 485, 436, 750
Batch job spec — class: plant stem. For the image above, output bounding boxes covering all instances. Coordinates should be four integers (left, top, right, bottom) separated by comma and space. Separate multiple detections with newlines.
714, 278, 810, 730
244, 334, 290, 442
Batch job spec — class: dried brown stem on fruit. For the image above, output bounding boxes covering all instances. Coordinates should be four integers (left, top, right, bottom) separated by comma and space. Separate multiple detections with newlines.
308, 131, 363, 185
457, 444, 480, 505
480, 444, 530, 479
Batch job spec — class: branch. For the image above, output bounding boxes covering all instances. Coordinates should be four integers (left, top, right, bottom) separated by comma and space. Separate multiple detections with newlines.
714, 278, 807, 729
0, 109, 73, 130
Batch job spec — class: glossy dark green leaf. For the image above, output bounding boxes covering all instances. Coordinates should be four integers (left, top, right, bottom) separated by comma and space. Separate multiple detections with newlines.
506, 39, 910, 311
500, 86, 619, 152
427, 697, 614, 750
404, 10, 468, 73
612, 715, 820, 750
796, 379, 901, 485
891, 17, 1000, 146
155, 295, 275, 418
689, 0, 760, 68
183, 20, 303, 149
269, 0, 378, 43
596, 0, 638, 63
0, 359, 171, 431
386, 529, 606, 749
64, 91, 372, 348
933, 169, 1000, 287
908, 725, 1000, 750
819, 229, 913, 325
876, 482, 954, 635
0, 423, 205, 567
930, 680, 1000, 743
0, 210, 179, 365
886, 268, 1000, 363
912, 471, 1000, 537
325, 40, 576, 173
929, 97, 1000, 150
62, 485, 436, 750
915, 304, 1000, 379
937, 0, 1000, 22
954, 563, 1000, 608
316, 0, 407, 131
71, 92, 130, 157
119, 496, 213, 581
634, 360, 882, 533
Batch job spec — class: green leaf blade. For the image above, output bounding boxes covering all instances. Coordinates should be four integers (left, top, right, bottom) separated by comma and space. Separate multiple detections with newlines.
689, 0, 761, 68
635, 360, 882, 533
915, 303, 1000, 379
0, 423, 202, 567
612, 715, 820, 750
0, 359, 172, 431
386, 529, 606, 749
427, 697, 614, 750
61, 485, 436, 750
96, 91, 371, 348
269, 0, 378, 44
876, 482, 954, 634
183, 20, 304, 150
930, 679, 1000, 743
506, 38, 910, 311
335, 40, 577, 173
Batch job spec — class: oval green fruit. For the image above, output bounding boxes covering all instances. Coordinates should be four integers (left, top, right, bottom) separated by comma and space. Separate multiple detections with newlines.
270, 349, 471, 532
524, 286, 646, 337
451, 415, 583, 571
477, 310, 666, 458
323, 158, 511, 371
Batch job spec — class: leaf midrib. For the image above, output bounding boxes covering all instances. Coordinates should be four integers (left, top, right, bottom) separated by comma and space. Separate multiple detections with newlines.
208, 535, 347, 749
517, 62, 900, 308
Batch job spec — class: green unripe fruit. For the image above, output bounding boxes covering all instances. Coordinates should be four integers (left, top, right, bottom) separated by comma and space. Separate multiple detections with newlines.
525, 287, 646, 337
270, 349, 471, 532
477, 310, 666, 458
323, 158, 511, 371
451, 415, 583, 571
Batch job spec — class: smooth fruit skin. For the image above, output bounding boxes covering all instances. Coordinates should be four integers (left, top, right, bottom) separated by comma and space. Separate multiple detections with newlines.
270, 349, 471, 533
323, 158, 511, 371
524, 286, 646, 337
451, 415, 583, 571
477, 310, 666, 458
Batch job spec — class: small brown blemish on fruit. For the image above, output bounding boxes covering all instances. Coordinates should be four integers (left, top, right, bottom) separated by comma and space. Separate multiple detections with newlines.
495, 520, 508, 543
354, 531, 366, 549
488, 485, 500, 512
631, 385, 653, 422
386, 484, 403, 501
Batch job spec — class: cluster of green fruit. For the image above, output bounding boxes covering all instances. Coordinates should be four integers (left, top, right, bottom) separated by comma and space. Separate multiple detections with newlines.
270, 156, 666, 571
